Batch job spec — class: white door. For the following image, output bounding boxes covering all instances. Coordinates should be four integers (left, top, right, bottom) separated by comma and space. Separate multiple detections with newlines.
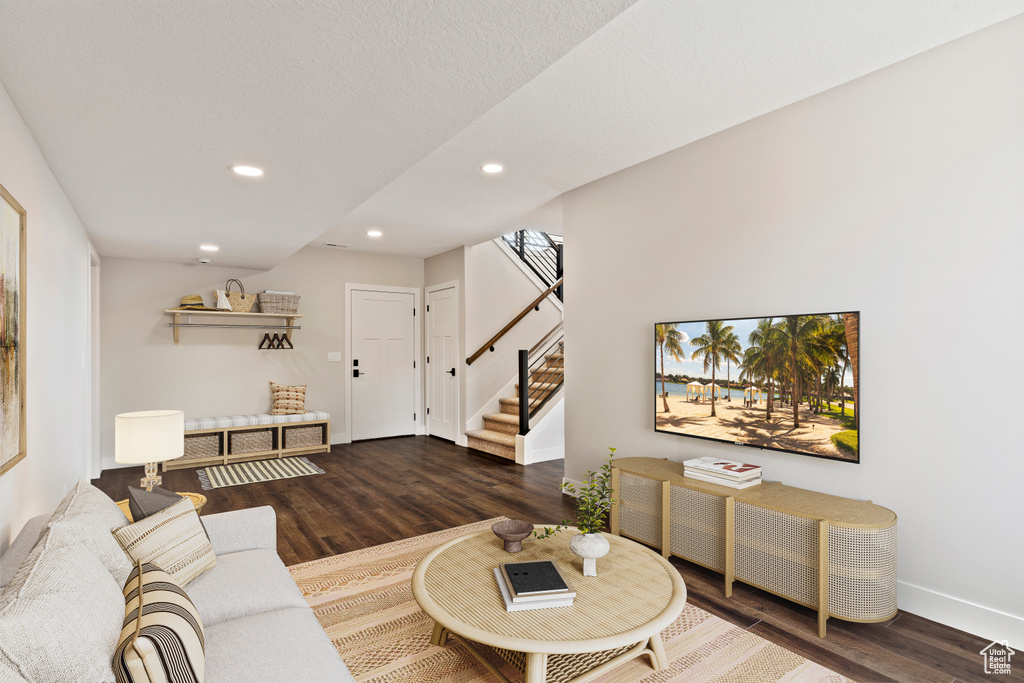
351, 289, 416, 440
426, 286, 458, 442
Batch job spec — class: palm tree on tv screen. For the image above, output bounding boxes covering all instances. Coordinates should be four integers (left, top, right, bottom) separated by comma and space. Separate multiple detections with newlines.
655, 323, 685, 413
812, 315, 845, 413
774, 315, 823, 429
842, 312, 859, 432
820, 315, 850, 416
823, 365, 840, 410
690, 320, 733, 418
721, 330, 741, 402
740, 318, 779, 421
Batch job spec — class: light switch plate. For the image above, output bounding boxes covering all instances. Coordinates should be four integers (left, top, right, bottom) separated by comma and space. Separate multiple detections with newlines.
327, 352, 342, 362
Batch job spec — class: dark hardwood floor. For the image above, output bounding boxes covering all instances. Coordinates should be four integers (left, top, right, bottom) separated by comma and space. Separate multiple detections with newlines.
93, 436, 1016, 683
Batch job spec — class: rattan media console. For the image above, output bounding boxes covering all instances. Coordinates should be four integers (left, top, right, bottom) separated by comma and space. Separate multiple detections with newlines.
610, 457, 897, 637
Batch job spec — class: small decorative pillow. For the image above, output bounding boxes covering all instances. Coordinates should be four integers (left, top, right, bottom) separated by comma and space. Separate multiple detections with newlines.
112, 497, 216, 587
113, 560, 205, 683
269, 381, 306, 415
127, 486, 183, 523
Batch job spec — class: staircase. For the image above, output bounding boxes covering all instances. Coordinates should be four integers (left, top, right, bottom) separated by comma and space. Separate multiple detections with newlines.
466, 344, 563, 460
501, 229, 563, 300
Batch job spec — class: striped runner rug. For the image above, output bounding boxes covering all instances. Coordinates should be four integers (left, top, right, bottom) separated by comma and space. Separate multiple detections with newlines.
289, 519, 851, 683
197, 456, 324, 490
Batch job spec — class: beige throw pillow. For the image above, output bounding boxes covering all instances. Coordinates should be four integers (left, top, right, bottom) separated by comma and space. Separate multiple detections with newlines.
113, 561, 205, 683
0, 525, 124, 683
112, 497, 216, 587
45, 479, 133, 585
269, 381, 306, 415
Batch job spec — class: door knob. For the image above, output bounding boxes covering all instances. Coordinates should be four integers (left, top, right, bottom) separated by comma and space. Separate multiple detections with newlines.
448, 368, 456, 376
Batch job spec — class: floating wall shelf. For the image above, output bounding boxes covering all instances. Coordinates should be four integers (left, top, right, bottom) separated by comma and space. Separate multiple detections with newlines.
163, 309, 303, 344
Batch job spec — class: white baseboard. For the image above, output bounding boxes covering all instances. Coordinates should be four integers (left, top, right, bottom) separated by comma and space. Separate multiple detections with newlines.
525, 446, 563, 464
898, 580, 1024, 650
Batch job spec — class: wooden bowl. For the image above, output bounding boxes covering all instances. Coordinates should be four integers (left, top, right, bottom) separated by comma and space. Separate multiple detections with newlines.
491, 519, 534, 553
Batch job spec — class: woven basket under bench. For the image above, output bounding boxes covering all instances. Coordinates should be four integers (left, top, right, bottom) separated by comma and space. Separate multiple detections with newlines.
166, 413, 330, 471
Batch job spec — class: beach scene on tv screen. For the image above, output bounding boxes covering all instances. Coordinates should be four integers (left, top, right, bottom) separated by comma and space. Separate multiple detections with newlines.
655, 312, 859, 462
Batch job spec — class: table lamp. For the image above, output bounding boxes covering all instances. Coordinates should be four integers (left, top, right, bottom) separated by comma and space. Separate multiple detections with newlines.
115, 410, 184, 491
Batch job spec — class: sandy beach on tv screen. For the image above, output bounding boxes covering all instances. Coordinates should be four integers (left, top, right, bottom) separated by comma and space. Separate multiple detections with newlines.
655, 395, 855, 461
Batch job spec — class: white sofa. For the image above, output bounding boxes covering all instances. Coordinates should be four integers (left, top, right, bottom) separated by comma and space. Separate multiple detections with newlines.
0, 485, 355, 682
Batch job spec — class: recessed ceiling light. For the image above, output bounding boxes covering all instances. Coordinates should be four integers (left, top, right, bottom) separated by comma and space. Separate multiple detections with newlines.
481, 163, 504, 174
367, 229, 383, 238
231, 165, 264, 177
200, 244, 219, 252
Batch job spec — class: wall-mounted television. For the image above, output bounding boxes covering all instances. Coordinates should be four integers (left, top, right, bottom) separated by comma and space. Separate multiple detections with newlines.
655, 311, 859, 463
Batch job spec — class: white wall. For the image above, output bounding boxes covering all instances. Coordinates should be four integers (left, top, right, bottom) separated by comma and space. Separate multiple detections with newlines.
0, 83, 93, 551
563, 17, 1024, 646
465, 239, 562, 428
99, 247, 423, 466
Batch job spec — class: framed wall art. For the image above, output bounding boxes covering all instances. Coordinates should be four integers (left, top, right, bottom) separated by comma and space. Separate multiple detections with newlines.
1, 183, 26, 476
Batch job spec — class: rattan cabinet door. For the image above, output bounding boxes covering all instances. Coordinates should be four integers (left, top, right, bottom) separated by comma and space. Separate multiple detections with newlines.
734, 502, 819, 608
618, 472, 663, 549
669, 484, 726, 572
828, 524, 898, 621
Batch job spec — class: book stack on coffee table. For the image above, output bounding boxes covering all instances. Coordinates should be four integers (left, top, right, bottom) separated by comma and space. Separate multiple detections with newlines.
683, 457, 762, 489
493, 560, 576, 612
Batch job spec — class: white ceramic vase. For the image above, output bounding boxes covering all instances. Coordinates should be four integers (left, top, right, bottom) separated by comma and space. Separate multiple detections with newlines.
569, 532, 610, 577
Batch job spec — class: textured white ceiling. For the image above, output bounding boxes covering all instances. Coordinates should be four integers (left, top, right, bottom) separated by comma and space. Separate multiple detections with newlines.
320, 0, 1024, 256
0, 0, 636, 268
1, 1, 1021, 267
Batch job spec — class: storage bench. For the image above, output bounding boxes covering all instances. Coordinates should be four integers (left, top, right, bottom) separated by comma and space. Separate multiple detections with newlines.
165, 411, 331, 471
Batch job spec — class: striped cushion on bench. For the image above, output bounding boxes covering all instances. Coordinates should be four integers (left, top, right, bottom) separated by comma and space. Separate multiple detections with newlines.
185, 411, 329, 431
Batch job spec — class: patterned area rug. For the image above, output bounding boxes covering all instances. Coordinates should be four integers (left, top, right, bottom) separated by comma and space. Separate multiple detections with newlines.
289, 519, 851, 683
197, 456, 324, 490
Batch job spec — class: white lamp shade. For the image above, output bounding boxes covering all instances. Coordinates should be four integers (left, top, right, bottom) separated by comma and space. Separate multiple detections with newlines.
115, 410, 185, 465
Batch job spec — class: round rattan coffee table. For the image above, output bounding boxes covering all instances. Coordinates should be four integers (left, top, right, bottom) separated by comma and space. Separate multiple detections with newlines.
412, 527, 686, 683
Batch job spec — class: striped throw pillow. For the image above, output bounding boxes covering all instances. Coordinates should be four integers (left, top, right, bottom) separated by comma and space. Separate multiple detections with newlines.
114, 561, 205, 683
112, 497, 216, 587
269, 382, 307, 415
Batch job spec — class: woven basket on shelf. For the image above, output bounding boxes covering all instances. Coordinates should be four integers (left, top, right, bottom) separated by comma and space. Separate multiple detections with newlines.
284, 425, 322, 449
220, 278, 257, 312
258, 292, 300, 315
182, 434, 220, 460
229, 429, 273, 454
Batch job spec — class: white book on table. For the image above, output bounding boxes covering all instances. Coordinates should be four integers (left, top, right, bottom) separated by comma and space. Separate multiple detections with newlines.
684, 469, 762, 489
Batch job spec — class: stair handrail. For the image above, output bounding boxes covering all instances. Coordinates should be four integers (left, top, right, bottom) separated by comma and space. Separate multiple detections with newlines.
466, 277, 563, 365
